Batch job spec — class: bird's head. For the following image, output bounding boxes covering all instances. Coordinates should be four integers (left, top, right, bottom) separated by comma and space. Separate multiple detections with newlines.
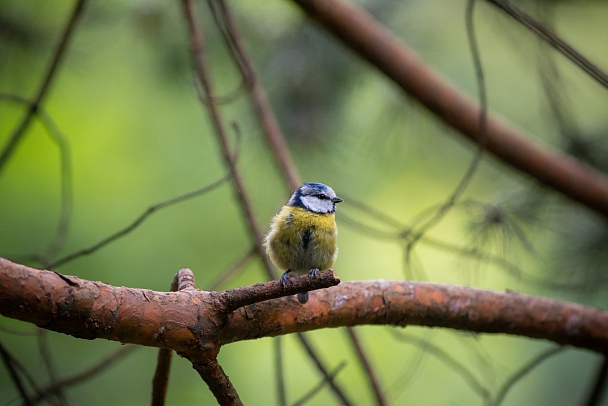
288, 182, 343, 214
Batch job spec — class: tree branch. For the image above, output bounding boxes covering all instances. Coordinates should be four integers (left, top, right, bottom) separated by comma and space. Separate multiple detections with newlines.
0, 0, 86, 175
181, 0, 277, 280
1, 258, 607, 354
290, 0, 608, 218
212, 0, 302, 190
486, 0, 608, 90
193, 358, 243, 406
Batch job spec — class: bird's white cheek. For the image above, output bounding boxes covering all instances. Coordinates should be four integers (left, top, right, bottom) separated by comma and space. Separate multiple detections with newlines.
301, 195, 333, 213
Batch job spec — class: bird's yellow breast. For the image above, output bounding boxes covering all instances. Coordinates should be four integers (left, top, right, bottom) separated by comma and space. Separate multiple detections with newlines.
265, 206, 338, 274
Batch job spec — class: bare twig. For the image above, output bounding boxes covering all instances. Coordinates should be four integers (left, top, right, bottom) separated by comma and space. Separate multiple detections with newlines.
585, 354, 608, 406
0, 340, 34, 406
0, 94, 74, 264
389, 330, 490, 400
274, 337, 287, 406
152, 347, 173, 406
49, 173, 230, 268
38, 110, 73, 261
291, 0, 608, 219
296, 334, 354, 406
490, 346, 564, 405
37, 330, 67, 405
345, 327, 386, 406
292, 361, 347, 406
212, 0, 301, 190
31, 345, 137, 405
486, 0, 608, 90
206, 247, 257, 291
182, 0, 276, 280
404, 0, 489, 267
0, 0, 86, 175
219, 270, 340, 312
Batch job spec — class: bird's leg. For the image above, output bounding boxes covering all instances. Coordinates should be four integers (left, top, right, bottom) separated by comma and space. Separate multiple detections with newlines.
280, 270, 292, 288
308, 268, 320, 278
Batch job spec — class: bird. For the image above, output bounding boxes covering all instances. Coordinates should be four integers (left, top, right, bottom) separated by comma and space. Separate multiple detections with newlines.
264, 182, 343, 304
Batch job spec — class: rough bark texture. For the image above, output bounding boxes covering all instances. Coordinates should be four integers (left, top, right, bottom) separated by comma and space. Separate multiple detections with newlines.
1, 258, 607, 354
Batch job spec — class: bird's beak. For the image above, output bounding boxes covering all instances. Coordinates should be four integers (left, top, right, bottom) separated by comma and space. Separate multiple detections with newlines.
333, 196, 344, 203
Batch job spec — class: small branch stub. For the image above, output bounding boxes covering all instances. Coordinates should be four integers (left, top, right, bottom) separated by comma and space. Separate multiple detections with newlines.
219, 270, 341, 312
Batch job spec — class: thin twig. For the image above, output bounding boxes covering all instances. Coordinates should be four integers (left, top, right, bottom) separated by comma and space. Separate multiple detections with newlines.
292, 361, 347, 406
151, 348, 173, 406
274, 337, 287, 406
0, 0, 86, 175
49, 173, 230, 268
490, 346, 563, 405
389, 330, 490, 400
404, 0, 489, 268
296, 334, 354, 406
31, 345, 138, 405
486, 0, 608, 90
205, 246, 257, 291
37, 330, 67, 405
213, 0, 301, 190
0, 340, 34, 406
38, 110, 73, 262
584, 354, 608, 406
0, 94, 74, 263
345, 327, 386, 406
182, 0, 276, 280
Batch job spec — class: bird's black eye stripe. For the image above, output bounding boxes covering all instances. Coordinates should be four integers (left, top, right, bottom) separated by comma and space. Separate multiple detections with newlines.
316, 194, 329, 200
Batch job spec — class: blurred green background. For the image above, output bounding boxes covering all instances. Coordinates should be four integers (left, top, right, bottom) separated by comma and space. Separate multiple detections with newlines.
1, 0, 608, 404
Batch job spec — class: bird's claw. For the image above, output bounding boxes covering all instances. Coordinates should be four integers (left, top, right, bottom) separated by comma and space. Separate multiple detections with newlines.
280, 272, 291, 288
309, 268, 320, 278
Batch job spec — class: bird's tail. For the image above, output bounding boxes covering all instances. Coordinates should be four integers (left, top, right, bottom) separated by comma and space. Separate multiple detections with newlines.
297, 292, 309, 304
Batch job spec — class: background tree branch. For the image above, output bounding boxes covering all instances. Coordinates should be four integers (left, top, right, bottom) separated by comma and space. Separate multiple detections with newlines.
291, 0, 608, 218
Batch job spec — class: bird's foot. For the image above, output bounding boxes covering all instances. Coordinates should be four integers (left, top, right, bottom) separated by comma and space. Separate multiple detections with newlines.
309, 268, 320, 278
280, 271, 291, 288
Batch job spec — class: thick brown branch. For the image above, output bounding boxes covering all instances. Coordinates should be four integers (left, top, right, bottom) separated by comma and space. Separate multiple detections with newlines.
0, 258, 337, 351
221, 281, 608, 353
2, 258, 607, 354
291, 0, 608, 218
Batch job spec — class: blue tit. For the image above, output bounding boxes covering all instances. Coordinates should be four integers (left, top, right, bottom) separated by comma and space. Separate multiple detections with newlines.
264, 182, 343, 304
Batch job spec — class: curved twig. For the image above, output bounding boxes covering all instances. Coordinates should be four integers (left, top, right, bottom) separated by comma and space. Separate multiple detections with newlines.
0, 0, 86, 175
486, 0, 608, 90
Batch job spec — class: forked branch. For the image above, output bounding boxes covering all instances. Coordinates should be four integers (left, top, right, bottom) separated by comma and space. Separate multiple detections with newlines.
1, 258, 607, 354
